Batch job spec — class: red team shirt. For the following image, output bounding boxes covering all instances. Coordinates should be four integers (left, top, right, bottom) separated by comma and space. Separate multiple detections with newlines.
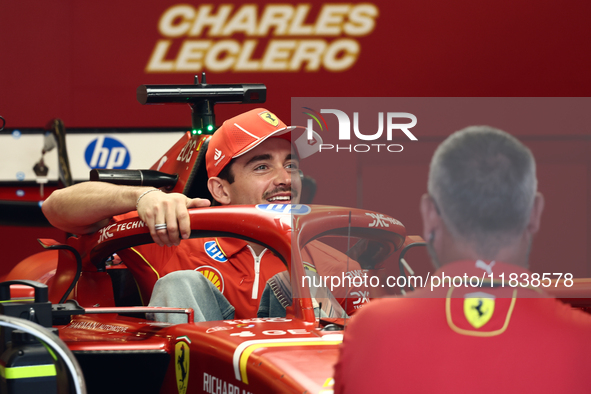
333, 261, 591, 393
117, 236, 286, 318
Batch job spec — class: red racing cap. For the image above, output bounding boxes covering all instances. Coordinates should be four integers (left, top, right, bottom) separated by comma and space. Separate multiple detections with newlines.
206, 108, 322, 178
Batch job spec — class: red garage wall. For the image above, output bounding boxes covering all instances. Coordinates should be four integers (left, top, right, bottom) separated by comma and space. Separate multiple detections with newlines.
1, 1, 591, 277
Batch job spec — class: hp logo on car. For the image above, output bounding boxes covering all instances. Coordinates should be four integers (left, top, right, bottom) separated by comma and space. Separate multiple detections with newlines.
85, 136, 131, 169
256, 204, 311, 215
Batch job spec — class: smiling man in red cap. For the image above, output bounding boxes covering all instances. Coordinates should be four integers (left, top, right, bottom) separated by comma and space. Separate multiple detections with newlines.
204, 108, 316, 208
42, 108, 341, 321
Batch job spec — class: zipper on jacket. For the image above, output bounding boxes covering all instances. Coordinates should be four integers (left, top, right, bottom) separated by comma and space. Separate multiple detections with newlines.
247, 246, 267, 299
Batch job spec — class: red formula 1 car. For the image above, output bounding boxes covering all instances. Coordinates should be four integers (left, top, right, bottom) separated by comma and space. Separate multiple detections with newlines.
0, 78, 413, 394
4, 204, 408, 394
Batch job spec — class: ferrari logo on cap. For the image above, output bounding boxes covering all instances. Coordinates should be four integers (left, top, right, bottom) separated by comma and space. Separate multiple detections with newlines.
259, 111, 279, 127
464, 293, 495, 329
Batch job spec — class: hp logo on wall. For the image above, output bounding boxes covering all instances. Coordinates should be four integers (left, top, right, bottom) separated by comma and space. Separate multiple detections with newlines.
85, 136, 130, 169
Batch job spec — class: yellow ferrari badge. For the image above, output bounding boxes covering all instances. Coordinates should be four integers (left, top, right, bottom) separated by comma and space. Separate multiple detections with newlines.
175, 337, 191, 394
463, 293, 495, 329
259, 111, 279, 127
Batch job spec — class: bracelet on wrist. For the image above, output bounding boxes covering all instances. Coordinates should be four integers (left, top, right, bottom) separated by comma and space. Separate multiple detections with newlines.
136, 189, 162, 210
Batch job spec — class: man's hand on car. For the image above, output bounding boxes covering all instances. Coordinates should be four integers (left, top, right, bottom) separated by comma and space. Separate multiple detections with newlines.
136, 190, 211, 246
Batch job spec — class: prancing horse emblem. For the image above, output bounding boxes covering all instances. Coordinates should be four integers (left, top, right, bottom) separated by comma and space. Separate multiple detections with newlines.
175, 337, 191, 394
463, 294, 495, 329
259, 111, 279, 127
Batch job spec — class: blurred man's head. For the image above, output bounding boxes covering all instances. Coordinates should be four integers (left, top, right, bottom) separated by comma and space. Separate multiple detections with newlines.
421, 126, 544, 266
205, 108, 319, 206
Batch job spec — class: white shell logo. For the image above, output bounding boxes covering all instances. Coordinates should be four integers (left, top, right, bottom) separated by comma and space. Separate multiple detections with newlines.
214, 149, 222, 160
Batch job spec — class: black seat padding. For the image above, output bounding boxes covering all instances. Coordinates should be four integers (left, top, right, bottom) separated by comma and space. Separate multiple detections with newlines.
183, 137, 214, 202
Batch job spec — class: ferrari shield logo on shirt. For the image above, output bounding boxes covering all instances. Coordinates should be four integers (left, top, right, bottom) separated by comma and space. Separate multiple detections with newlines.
464, 293, 495, 329
196, 265, 225, 293
204, 240, 227, 262
259, 111, 279, 127
175, 336, 191, 394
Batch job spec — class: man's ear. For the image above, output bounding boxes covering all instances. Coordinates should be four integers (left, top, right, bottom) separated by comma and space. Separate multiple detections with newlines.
526, 192, 545, 236
420, 193, 442, 242
208, 177, 231, 205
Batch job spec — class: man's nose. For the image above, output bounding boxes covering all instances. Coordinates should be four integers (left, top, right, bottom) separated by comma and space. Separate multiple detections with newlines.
273, 166, 292, 185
